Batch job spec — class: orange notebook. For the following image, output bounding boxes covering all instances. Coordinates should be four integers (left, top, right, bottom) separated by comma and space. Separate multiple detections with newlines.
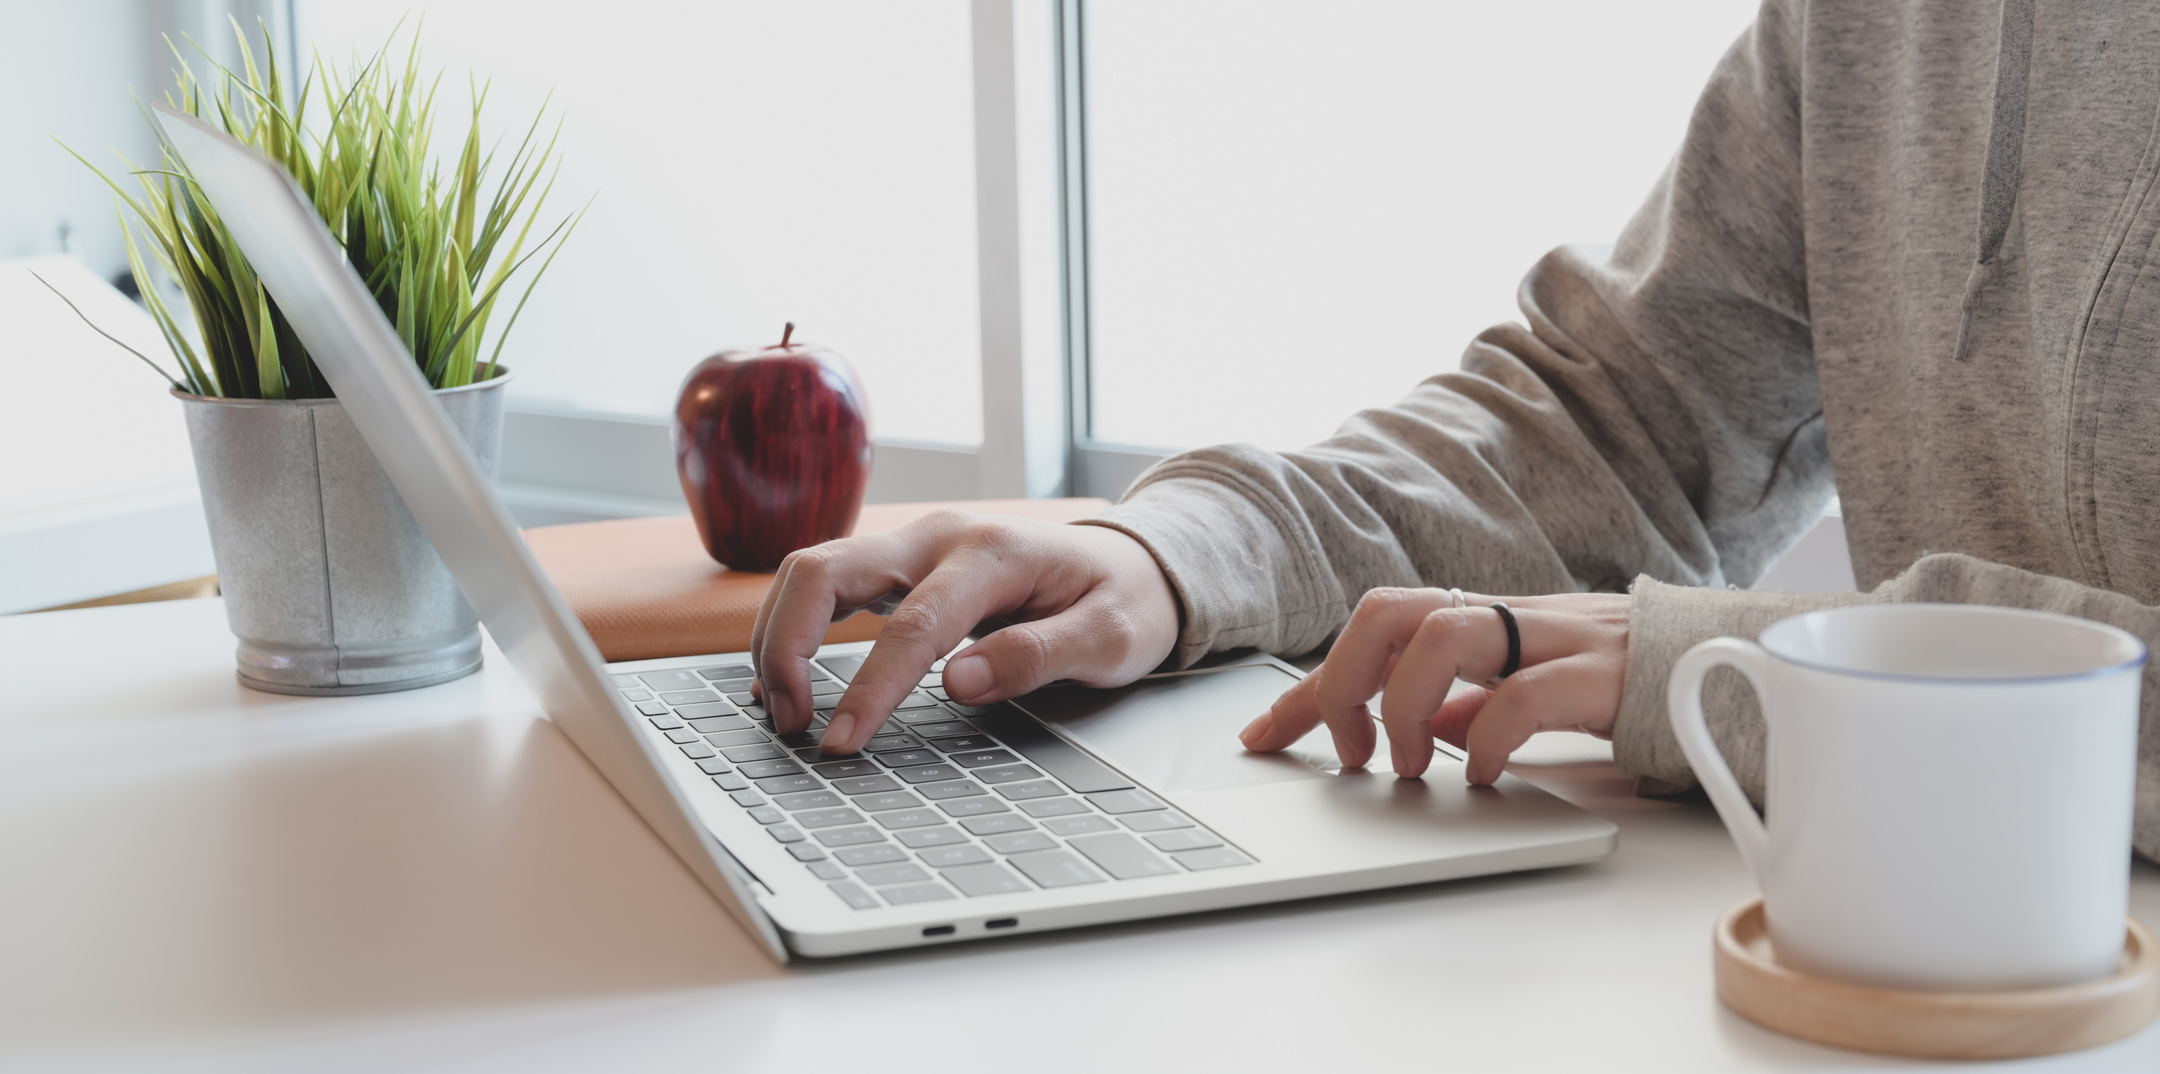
525, 498, 1111, 662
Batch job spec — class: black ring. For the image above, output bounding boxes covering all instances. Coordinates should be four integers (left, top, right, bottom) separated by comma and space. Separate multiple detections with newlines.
1491, 602, 1521, 679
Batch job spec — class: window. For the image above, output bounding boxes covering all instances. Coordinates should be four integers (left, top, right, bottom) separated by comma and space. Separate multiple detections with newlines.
298, 0, 985, 447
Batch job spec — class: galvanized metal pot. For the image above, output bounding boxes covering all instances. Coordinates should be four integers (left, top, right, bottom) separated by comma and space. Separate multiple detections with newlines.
175, 372, 509, 695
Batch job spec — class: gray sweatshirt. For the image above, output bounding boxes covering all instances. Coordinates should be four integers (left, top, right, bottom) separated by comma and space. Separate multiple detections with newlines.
1086, 0, 2160, 862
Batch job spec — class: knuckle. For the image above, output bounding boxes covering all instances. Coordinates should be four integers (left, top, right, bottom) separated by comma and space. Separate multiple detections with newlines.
995, 627, 1054, 684
879, 600, 943, 647
951, 520, 1024, 560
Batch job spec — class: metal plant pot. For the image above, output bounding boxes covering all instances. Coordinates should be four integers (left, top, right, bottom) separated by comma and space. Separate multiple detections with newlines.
176, 372, 509, 695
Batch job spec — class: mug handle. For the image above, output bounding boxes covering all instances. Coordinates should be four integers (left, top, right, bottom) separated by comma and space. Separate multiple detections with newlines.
1667, 637, 1773, 885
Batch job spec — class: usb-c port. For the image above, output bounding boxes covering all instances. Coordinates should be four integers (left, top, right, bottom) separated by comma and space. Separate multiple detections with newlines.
921, 925, 956, 937
985, 917, 1018, 930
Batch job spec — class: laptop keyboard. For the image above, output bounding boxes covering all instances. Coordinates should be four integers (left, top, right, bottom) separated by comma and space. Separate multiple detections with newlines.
613, 657, 1254, 910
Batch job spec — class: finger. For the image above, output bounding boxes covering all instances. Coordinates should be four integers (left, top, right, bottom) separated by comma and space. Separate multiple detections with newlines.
755, 534, 937, 733
1311, 589, 1454, 768
1379, 606, 1511, 778
822, 547, 1033, 752
1241, 672, 1320, 753
1460, 653, 1617, 784
942, 586, 1162, 705
1427, 683, 1491, 749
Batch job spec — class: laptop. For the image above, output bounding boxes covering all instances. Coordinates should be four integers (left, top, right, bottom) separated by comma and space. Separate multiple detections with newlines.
153, 104, 1617, 961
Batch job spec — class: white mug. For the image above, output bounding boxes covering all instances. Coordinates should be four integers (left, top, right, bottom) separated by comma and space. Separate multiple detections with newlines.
1668, 603, 2144, 992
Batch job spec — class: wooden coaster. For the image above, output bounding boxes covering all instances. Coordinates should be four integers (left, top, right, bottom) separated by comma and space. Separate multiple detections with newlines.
1714, 896, 2158, 1059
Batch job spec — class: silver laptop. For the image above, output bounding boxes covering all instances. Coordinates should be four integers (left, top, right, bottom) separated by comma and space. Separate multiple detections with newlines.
155, 104, 1616, 961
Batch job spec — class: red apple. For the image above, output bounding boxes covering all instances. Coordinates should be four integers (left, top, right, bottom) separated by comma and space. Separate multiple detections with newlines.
674, 324, 873, 571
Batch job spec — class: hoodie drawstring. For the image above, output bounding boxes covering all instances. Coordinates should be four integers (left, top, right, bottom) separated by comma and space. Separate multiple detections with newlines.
1953, 0, 2035, 361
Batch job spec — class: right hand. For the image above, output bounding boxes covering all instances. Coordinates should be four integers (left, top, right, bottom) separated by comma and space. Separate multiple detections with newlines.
749, 510, 1182, 753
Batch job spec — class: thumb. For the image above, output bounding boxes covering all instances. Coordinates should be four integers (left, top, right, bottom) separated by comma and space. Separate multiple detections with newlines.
942, 594, 1156, 704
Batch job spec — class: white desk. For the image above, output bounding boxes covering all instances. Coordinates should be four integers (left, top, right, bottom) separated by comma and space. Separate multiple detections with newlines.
3, 599, 2155, 1072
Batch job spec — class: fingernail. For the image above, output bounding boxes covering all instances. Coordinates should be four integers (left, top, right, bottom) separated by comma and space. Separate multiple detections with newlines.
1239, 712, 1273, 748
944, 655, 992, 701
821, 713, 857, 751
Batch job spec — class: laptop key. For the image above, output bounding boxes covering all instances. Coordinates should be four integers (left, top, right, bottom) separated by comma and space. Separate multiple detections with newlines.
728, 790, 766, 807
811, 680, 847, 698
738, 760, 807, 779
817, 654, 867, 682
995, 780, 1064, 801
828, 881, 879, 910
918, 844, 994, 867
621, 688, 653, 702
1007, 849, 1105, 888
928, 734, 996, 753
636, 700, 672, 717
664, 728, 700, 745
754, 774, 822, 795
874, 809, 946, 830
773, 790, 844, 811
874, 750, 942, 769
794, 808, 865, 829
893, 707, 961, 726
789, 845, 829, 863
767, 824, 806, 844
856, 863, 931, 886
971, 712, 1136, 794
660, 689, 722, 706
984, 832, 1059, 855
639, 670, 704, 692
915, 780, 984, 801
961, 814, 1033, 836
949, 748, 1020, 768
648, 713, 686, 730
696, 664, 755, 681
1043, 815, 1117, 836
905, 721, 976, 741
972, 764, 1041, 785
1172, 847, 1254, 870
948, 703, 1009, 717
833, 774, 902, 795
853, 791, 926, 813
1019, 796, 1088, 818
942, 861, 1031, 896
722, 744, 788, 763
897, 826, 970, 849
1122, 811, 1194, 833
687, 714, 751, 734
713, 772, 751, 792
746, 806, 786, 825
940, 797, 1010, 818
1147, 830, 1223, 852
612, 674, 642, 689
807, 860, 847, 880
705, 729, 769, 748
836, 844, 907, 866
897, 764, 965, 785
1086, 789, 1167, 815
1067, 832, 1179, 879
677, 702, 742, 720
680, 743, 717, 760
880, 883, 956, 906
815, 826, 887, 848
696, 758, 732, 775
863, 735, 927, 754
892, 691, 943, 711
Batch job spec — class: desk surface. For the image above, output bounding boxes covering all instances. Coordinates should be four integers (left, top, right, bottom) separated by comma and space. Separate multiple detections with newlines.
4, 599, 2155, 1072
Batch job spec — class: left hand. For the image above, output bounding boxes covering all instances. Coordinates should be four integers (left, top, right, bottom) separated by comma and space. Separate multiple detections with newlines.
1239, 589, 1630, 783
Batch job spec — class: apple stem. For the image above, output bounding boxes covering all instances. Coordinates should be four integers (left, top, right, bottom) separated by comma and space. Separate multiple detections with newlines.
781, 322, 795, 347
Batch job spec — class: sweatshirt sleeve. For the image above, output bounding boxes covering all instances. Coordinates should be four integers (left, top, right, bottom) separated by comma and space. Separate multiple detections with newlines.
1085, 0, 1829, 670
1616, 553, 2160, 862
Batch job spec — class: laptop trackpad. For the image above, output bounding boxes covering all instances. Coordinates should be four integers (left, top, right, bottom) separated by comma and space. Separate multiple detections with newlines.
1016, 665, 1336, 793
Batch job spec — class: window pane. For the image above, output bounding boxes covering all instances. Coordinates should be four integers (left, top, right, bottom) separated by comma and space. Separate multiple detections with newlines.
1084, 0, 1757, 451
298, 0, 983, 444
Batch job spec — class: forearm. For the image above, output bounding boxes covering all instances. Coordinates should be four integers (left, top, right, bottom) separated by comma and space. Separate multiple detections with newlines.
1614, 553, 2160, 861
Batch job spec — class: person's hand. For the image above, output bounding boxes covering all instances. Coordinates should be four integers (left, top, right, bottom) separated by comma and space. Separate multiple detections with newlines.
1240, 589, 1629, 783
750, 511, 1181, 753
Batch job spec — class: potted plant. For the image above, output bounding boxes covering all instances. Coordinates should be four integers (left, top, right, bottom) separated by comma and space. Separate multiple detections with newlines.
47, 22, 578, 694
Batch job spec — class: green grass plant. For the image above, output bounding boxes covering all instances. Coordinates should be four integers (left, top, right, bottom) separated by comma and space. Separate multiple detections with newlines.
60, 19, 580, 399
